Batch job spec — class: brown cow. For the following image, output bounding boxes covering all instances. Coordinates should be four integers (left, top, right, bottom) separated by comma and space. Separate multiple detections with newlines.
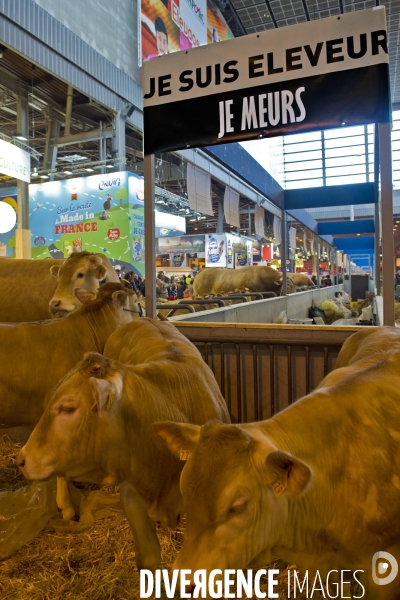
333, 326, 384, 370
0, 282, 141, 442
18, 318, 230, 571
193, 266, 283, 297
155, 326, 400, 599
0, 251, 119, 322
288, 273, 315, 288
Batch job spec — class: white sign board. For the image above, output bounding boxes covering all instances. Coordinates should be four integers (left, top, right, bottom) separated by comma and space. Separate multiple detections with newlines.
155, 210, 186, 232
0, 139, 30, 183
143, 7, 390, 155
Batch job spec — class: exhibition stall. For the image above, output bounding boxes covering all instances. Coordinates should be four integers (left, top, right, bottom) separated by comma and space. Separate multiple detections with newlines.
0, 171, 145, 275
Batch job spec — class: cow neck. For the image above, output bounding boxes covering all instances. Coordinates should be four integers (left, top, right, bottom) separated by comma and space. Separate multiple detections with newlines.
260, 391, 330, 456
259, 396, 339, 528
74, 300, 120, 353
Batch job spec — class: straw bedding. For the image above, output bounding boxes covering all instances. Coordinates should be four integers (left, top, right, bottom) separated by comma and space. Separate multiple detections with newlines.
0, 437, 324, 600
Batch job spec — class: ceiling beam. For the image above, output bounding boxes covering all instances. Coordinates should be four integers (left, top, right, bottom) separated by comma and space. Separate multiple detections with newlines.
31, 73, 54, 86
264, 0, 277, 27
301, 0, 310, 21
53, 125, 113, 147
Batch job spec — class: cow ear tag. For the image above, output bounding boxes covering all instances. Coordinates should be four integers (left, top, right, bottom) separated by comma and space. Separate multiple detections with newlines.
180, 449, 192, 461
272, 481, 287, 497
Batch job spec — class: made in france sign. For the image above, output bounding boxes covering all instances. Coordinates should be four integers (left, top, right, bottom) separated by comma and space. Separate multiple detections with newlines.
143, 7, 390, 155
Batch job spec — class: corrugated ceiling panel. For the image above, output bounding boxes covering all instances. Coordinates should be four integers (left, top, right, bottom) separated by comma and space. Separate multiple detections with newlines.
0, 0, 143, 130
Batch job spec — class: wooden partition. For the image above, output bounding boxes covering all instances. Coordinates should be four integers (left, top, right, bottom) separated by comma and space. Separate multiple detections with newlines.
175, 323, 369, 423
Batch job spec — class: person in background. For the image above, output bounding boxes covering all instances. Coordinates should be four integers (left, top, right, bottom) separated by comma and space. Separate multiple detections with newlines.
185, 274, 192, 285
158, 271, 170, 284
156, 277, 168, 299
121, 271, 139, 294
168, 275, 176, 297
311, 275, 318, 285
177, 278, 187, 299
156, 279, 164, 299
139, 277, 145, 296
168, 277, 178, 300
158, 271, 171, 295
323, 275, 332, 286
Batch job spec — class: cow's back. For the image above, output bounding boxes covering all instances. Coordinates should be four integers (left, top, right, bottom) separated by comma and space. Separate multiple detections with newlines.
195, 266, 282, 295
0, 293, 131, 437
288, 273, 315, 287
104, 318, 230, 424
334, 326, 399, 370
0, 258, 60, 322
193, 268, 221, 296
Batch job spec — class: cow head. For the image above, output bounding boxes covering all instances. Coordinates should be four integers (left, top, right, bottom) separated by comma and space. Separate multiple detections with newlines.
94, 282, 143, 325
49, 252, 119, 318
17, 352, 126, 485
154, 420, 312, 575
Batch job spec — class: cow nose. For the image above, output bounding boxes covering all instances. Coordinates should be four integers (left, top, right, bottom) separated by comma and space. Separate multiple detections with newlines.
17, 451, 26, 469
49, 299, 62, 314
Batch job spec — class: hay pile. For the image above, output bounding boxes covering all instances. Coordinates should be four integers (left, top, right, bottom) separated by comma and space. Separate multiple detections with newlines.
0, 438, 325, 599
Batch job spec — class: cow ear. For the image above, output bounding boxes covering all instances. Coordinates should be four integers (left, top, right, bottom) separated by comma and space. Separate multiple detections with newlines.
50, 265, 60, 278
266, 450, 312, 498
154, 422, 200, 459
88, 254, 103, 267
90, 378, 116, 416
93, 264, 106, 280
112, 290, 128, 308
74, 288, 96, 303
274, 279, 282, 286
83, 352, 108, 378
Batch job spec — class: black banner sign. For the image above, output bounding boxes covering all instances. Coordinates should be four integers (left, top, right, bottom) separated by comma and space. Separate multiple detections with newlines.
143, 7, 390, 155
144, 65, 390, 155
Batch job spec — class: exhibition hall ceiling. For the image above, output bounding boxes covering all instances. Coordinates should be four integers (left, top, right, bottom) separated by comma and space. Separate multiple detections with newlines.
0, 2, 398, 240
227, 0, 400, 106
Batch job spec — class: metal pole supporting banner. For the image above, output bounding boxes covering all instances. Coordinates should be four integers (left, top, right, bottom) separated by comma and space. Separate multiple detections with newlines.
374, 125, 381, 295
113, 110, 126, 172
379, 122, 395, 326
217, 197, 224, 234
280, 209, 287, 294
316, 238, 320, 287
16, 88, 30, 258
64, 85, 74, 136
144, 154, 156, 320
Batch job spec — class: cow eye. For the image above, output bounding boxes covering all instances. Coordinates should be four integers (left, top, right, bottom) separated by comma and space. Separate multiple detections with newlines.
229, 502, 246, 515
77, 272, 84, 278
59, 405, 77, 414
